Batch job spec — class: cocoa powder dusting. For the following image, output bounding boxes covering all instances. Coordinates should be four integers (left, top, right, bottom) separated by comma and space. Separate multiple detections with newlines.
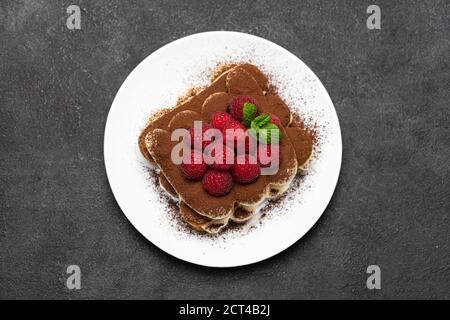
176, 87, 204, 106
210, 63, 238, 82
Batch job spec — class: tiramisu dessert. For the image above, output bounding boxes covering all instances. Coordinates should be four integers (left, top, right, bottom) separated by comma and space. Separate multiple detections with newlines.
139, 64, 316, 234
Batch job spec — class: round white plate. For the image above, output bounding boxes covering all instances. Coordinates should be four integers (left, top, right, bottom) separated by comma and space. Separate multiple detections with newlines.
104, 31, 342, 267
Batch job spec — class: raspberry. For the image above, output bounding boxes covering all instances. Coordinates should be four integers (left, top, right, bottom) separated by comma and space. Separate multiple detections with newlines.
235, 133, 258, 156
231, 154, 260, 183
269, 113, 282, 127
189, 123, 213, 150
205, 145, 235, 171
211, 111, 232, 131
202, 169, 233, 196
230, 95, 257, 121
222, 119, 247, 150
258, 143, 281, 168
181, 150, 208, 181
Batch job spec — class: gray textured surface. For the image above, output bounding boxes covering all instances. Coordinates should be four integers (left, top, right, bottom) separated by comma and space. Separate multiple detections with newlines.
1, 0, 449, 299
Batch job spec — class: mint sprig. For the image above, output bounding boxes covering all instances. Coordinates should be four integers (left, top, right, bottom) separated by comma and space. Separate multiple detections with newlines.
242, 102, 258, 128
249, 114, 282, 144
252, 114, 270, 127
259, 123, 281, 144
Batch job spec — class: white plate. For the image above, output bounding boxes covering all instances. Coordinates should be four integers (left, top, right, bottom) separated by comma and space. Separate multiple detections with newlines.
104, 31, 342, 267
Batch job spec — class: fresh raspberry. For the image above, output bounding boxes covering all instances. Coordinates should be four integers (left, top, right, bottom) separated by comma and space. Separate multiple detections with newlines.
211, 111, 232, 131
231, 154, 260, 183
189, 123, 213, 150
181, 150, 208, 181
236, 133, 258, 156
205, 145, 235, 171
269, 113, 282, 127
202, 169, 234, 196
258, 143, 281, 168
230, 95, 258, 121
221, 119, 247, 150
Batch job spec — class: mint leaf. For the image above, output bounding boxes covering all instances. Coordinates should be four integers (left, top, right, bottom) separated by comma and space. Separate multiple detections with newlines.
249, 114, 282, 144
259, 123, 281, 144
252, 114, 271, 127
250, 120, 260, 133
242, 102, 257, 128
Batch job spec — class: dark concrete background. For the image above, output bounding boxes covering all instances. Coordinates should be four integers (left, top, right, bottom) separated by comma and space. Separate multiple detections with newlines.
0, 0, 449, 299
